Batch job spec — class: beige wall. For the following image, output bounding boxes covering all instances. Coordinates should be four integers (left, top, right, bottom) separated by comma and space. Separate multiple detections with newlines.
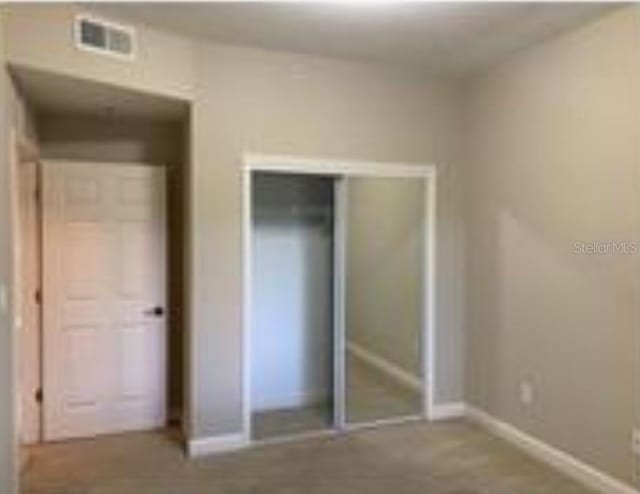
464, 6, 640, 484
346, 177, 424, 378
190, 42, 464, 436
3, 4, 195, 101
37, 114, 182, 165
7, 83, 37, 149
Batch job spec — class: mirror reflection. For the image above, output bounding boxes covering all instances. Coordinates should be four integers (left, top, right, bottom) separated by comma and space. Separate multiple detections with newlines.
344, 176, 425, 424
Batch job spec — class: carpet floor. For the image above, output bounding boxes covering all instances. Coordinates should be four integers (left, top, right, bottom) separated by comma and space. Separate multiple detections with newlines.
22, 420, 596, 494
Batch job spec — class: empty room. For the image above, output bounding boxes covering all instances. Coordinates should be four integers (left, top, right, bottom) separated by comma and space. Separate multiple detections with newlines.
0, 2, 638, 494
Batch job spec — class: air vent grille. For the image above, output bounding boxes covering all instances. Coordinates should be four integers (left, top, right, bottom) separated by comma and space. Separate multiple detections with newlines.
75, 15, 135, 60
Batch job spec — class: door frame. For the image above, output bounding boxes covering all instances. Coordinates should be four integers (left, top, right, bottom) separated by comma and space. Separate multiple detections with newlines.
16, 158, 42, 446
242, 153, 437, 441
10, 128, 41, 474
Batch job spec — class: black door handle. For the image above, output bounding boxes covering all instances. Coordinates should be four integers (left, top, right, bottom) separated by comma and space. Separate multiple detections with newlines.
144, 306, 165, 317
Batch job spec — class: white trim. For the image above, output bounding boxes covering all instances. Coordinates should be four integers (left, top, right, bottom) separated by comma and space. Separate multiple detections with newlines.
16, 159, 41, 445
466, 406, 639, 494
245, 153, 435, 178
430, 402, 466, 420
9, 129, 21, 494
346, 341, 421, 392
242, 153, 437, 440
242, 166, 252, 440
424, 170, 437, 420
187, 433, 249, 458
333, 177, 347, 430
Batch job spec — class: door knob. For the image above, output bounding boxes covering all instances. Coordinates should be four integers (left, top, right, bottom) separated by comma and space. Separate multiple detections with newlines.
144, 306, 165, 317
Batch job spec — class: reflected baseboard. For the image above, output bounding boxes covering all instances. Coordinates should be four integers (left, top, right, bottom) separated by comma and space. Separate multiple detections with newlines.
346, 341, 422, 393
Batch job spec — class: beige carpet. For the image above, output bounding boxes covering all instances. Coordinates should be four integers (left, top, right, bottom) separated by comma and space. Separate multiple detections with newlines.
22, 420, 596, 494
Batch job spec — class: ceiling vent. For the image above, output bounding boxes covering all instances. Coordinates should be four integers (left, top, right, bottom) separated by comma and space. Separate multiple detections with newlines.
74, 15, 136, 61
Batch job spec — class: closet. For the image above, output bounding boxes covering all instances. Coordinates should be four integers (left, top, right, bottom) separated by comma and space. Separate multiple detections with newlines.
251, 173, 335, 440
248, 165, 433, 442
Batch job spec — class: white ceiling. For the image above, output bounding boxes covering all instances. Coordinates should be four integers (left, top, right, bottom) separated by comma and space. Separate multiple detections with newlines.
97, 2, 617, 75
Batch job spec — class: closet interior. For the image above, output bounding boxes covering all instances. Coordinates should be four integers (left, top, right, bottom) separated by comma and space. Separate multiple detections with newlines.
251, 173, 335, 440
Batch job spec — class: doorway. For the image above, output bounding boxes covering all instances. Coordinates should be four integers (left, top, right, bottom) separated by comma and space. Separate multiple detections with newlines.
9, 67, 191, 458
244, 156, 436, 443
15, 158, 41, 448
15, 155, 184, 444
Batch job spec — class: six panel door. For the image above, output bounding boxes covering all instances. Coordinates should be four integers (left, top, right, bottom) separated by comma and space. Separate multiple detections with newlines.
42, 161, 166, 441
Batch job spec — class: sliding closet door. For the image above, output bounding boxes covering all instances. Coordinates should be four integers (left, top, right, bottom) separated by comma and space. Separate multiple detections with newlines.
343, 176, 425, 425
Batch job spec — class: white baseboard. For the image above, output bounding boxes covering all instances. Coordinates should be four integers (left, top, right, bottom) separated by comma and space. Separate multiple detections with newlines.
187, 433, 249, 458
466, 406, 639, 494
430, 402, 466, 420
346, 341, 421, 392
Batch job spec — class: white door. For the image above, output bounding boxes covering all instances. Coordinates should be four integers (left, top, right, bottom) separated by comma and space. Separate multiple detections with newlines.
42, 161, 166, 441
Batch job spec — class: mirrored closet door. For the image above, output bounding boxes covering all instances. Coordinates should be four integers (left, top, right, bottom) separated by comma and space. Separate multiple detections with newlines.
248, 165, 432, 443
342, 176, 426, 426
